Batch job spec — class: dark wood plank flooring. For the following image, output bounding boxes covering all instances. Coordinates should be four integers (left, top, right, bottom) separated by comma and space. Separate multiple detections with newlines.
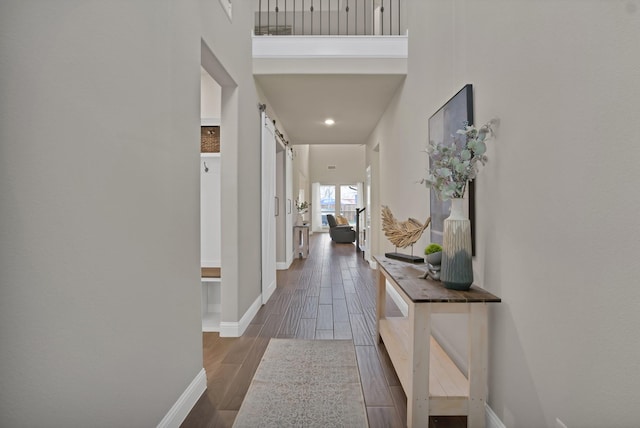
182, 233, 465, 428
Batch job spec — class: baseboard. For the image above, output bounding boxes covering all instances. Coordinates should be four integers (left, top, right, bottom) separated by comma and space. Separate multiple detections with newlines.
385, 279, 408, 317
276, 258, 293, 270
368, 259, 377, 270
219, 294, 262, 337
486, 403, 506, 428
263, 279, 276, 304
156, 368, 206, 428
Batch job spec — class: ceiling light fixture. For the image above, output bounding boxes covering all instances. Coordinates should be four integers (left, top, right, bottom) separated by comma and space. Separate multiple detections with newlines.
324, 118, 335, 126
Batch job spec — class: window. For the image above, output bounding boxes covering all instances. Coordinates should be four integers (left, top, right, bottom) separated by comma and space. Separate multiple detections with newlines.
317, 184, 359, 227
319, 185, 335, 226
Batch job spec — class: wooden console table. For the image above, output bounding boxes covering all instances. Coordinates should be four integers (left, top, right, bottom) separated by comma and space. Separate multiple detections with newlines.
373, 256, 501, 428
293, 225, 309, 259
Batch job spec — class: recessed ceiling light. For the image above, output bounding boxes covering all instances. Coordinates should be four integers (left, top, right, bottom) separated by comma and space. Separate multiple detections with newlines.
324, 118, 335, 126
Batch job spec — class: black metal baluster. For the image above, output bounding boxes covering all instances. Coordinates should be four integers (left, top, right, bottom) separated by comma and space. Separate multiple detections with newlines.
310, 0, 314, 35
293, 0, 296, 35
346, 0, 349, 35
320, 0, 322, 35
328, 0, 331, 35
380, 0, 384, 35
302, 0, 305, 34
276, 0, 279, 34
258, 0, 261, 34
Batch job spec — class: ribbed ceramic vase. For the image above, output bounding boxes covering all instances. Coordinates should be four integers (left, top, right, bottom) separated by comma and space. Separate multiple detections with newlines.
441, 198, 473, 290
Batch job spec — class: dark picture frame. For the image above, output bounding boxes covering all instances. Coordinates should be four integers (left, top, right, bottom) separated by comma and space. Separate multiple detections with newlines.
428, 84, 475, 255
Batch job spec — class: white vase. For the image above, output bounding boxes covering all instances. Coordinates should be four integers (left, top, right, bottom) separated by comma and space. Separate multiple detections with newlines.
296, 213, 305, 226
441, 198, 473, 290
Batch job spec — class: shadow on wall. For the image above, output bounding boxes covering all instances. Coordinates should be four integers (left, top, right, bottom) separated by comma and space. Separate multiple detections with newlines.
489, 304, 546, 426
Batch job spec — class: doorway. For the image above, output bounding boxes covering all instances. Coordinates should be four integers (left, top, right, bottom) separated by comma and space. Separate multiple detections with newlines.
200, 40, 237, 335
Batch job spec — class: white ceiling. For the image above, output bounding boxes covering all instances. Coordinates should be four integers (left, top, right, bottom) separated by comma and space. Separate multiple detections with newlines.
255, 74, 405, 145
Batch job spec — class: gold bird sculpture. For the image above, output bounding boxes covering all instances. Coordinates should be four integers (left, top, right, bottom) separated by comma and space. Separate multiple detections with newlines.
381, 205, 431, 249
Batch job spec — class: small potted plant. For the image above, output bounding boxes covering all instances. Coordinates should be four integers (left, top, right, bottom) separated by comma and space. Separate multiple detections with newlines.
424, 243, 443, 265
422, 243, 443, 281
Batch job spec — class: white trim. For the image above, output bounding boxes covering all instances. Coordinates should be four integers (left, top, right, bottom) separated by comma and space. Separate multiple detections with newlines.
276, 251, 294, 270
262, 278, 276, 304
200, 153, 220, 159
486, 403, 506, 428
200, 117, 220, 126
201, 277, 221, 283
252, 34, 408, 59
219, 295, 262, 337
156, 369, 206, 428
202, 312, 221, 332
385, 280, 408, 317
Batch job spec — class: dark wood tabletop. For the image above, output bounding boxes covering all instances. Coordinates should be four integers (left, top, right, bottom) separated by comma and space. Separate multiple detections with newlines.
374, 256, 501, 303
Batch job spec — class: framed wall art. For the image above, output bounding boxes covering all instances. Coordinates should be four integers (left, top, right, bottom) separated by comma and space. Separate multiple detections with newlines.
428, 84, 476, 254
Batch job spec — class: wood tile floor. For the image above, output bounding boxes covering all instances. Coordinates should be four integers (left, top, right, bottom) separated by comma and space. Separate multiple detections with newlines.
182, 232, 466, 428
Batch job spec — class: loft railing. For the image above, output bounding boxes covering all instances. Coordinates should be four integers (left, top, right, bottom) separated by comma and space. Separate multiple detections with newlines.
255, 0, 405, 36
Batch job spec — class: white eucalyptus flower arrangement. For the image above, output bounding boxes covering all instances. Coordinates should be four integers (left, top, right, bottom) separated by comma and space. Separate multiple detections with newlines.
295, 199, 309, 213
421, 119, 498, 200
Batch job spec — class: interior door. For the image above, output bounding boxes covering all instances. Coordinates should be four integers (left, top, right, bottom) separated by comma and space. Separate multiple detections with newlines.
285, 148, 293, 264
261, 113, 277, 303
365, 166, 372, 261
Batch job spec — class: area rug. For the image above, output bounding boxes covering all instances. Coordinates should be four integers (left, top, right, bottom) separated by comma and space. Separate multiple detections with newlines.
233, 339, 368, 428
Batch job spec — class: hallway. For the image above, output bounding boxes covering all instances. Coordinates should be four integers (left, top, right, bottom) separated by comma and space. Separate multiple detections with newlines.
182, 233, 465, 428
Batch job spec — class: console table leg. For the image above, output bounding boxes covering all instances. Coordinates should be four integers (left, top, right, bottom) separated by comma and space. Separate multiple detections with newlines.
376, 269, 386, 342
468, 303, 488, 428
407, 302, 431, 428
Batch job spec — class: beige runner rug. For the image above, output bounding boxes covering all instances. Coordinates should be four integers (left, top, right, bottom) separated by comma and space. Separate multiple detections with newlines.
233, 339, 368, 428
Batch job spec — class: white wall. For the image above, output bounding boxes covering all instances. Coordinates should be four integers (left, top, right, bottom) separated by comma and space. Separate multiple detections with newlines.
201, 155, 221, 267
201, 67, 221, 123
369, 0, 640, 426
309, 144, 366, 184
200, 0, 265, 321
0, 1, 203, 426
293, 144, 311, 208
